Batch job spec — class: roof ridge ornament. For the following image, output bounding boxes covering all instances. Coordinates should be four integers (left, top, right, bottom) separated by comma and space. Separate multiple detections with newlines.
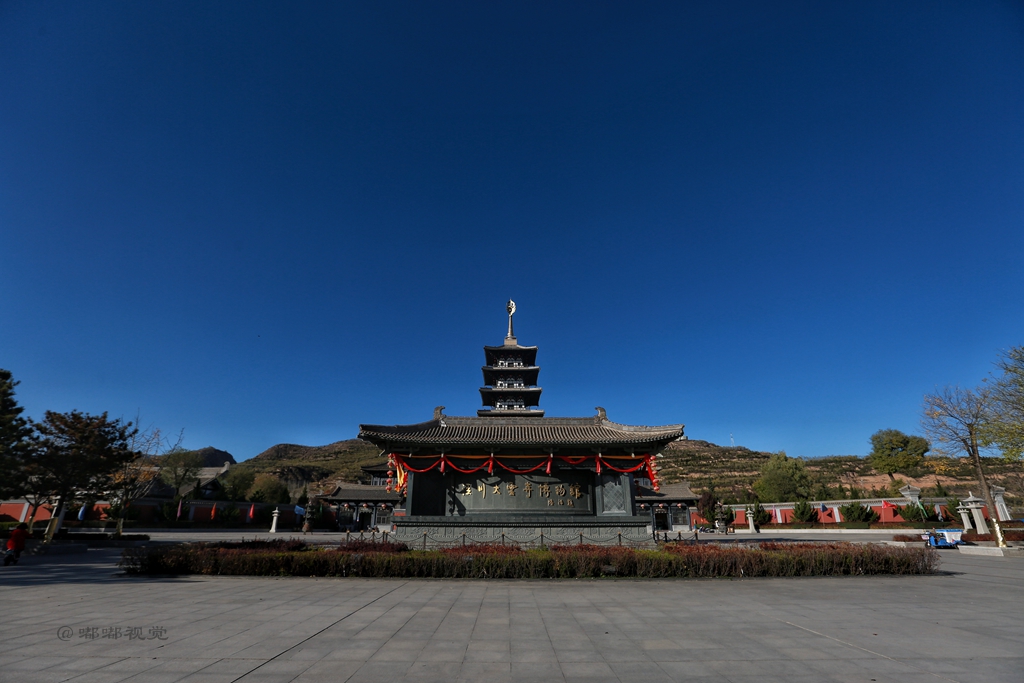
433, 406, 446, 420
505, 299, 517, 344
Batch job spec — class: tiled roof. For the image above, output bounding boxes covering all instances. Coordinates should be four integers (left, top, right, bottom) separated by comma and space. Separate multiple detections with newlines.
320, 484, 401, 503
358, 414, 684, 448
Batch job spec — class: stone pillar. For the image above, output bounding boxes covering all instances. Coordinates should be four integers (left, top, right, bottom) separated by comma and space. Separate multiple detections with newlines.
963, 494, 988, 534
957, 505, 973, 531
269, 507, 279, 534
989, 486, 1012, 522
747, 508, 757, 533
899, 484, 921, 506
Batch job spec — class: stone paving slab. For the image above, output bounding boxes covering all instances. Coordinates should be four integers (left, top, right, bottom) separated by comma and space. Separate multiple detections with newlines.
0, 548, 1021, 682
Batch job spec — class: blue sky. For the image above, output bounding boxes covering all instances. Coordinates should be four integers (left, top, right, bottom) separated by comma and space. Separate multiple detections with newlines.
2, 2, 1022, 460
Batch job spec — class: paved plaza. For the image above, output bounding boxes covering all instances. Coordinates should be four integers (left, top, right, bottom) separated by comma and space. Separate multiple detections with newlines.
0, 540, 1021, 683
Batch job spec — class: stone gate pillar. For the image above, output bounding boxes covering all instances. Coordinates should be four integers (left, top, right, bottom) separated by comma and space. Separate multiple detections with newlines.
899, 484, 921, 505
989, 486, 1012, 522
962, 494, 989, 535
957, 505, 973, 531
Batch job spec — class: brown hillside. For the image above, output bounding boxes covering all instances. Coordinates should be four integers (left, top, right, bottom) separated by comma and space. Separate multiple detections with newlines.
236, 439, 384, 495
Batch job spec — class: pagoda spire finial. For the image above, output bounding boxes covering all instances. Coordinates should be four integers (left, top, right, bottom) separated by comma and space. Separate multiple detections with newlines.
505, 299, 516, 343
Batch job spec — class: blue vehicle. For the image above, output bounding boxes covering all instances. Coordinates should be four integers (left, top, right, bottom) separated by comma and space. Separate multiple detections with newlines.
922, 529, 964, 548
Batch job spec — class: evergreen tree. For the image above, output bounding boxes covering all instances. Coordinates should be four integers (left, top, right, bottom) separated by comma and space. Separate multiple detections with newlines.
0, 369, 33, 499
791, 499, 819, 524
32, 410, 139, 540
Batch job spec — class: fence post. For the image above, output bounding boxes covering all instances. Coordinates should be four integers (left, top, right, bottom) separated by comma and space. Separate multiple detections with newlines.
540, 531, 544, 549
579, 532, 583, 545
501, 532, 505, 546
423, 531, 428, 551
618, 531, 622, 546
345, 530, 350, 544
462, 532, 466, 547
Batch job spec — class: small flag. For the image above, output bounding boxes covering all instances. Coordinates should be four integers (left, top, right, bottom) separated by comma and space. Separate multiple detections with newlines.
820, 503, 827, 513
78, 505, 86, 521
248, 504, 255, 520
294, 505, 306, 517
211, 503, 217, 520
176, 499, 182, 520
882, 501, 897, 509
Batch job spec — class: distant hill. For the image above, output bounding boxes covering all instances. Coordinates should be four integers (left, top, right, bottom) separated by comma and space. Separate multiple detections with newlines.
192, 446, 236, 467
151, 446, 236, 468
186, 436, 1022, 509
235, 439, 383, 495
659, 438, 1022, 506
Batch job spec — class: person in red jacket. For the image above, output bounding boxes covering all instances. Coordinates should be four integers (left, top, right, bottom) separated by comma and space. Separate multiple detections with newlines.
4, 523, 29, 566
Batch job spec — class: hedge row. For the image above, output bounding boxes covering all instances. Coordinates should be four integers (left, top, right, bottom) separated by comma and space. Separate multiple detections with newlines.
119, 540, 938, 578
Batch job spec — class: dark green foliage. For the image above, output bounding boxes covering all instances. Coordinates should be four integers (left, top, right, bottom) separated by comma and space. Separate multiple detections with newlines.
934, 480, 947, 497
217, 505, 241, 523
251, 505, 274, 524
839, 501, 880, 523
119, 540, 939, 578
696, 491, 717, 522
869, 429, 930, 480
220, 467, 255, 501
747, 500, 773, 526
297, 486, 309, 507
791, 500, 819, 524
159, 501, 180, 521
0, 369, 33, 499
896, 504, 927, 523
752, 452, 811, 503
248, 474, 291, 504
33, 411, 139, 503
717, 504, 735, 527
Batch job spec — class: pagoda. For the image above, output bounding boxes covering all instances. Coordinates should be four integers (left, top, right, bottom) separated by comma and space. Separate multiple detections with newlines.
478, 301, 543, 416
358, 301, 686, 546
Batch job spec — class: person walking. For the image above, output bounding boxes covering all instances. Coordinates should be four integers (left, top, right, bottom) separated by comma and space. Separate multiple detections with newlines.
4, 523, 29, 566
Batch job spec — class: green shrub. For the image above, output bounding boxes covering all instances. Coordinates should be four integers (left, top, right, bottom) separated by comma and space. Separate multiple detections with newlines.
897, 501, 929, 524
217, 505, 241, 524
839, 502, 879, 523
791, 500, 819, 524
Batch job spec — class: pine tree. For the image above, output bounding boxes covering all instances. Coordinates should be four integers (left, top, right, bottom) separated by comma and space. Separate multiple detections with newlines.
0, 369, 33, 499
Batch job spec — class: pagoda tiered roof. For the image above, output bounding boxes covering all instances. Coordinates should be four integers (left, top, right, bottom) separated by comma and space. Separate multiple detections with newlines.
483, 344, 538, 367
